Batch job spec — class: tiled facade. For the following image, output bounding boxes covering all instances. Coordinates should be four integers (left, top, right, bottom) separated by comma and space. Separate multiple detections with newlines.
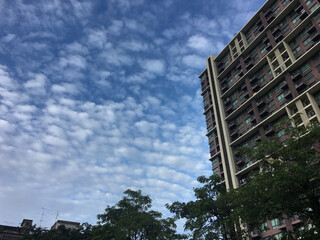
199, 0, 320, 238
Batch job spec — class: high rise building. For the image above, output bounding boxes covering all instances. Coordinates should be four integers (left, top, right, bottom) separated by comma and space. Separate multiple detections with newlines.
199, 0, 320, 238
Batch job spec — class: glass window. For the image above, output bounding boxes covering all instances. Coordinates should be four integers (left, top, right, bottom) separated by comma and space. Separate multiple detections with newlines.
209, 141, 215, 149
305, 71, 314, 81
306, 0, 314, 6
246, 117, 251, 125
228, 78, 233, 86
247, 35, 253, 44
282, 0, 290, 5
233, 99, 238, 107
301, 63, 310, 73
261, 47, 267, 54
271, 218, 283, 229
207, 125, 213, 132
304, 37, 312, 46
235, 73, 239, 80
274, 233, 283, 240
238, 123, 244, 130
259, 75, 266, 83
266, 92, 273, 99
274, 7, 280, 15
204, 99, 209, 105
278, 129, 285, 137
292, 15, 300, 24
268, 100, 275, 107
206, 119, 211, 125
213, 167, 219, 175
208, 133, 213, 141
293, 46, 301, 55
310, 3, 319, 12
277, 93, 285, 102
212, 158, 218, 166
283, 25, 291, 33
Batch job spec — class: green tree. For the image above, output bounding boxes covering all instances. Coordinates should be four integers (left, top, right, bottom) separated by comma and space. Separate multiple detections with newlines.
92, 189, 187, 240
166, 175, 242, 240
232, 123, 320, 239
23, 223, 92, 240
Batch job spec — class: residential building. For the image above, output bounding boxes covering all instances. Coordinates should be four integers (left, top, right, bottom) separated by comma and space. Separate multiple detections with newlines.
51, 220, 80, 230
0, 219, 32, 240
199, 0, 320, 238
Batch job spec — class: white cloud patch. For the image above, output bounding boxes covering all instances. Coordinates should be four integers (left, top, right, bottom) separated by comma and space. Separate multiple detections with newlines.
141, 59, 166, 74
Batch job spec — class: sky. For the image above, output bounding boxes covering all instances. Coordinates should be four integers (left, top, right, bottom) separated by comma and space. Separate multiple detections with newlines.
0, 0, 265, 230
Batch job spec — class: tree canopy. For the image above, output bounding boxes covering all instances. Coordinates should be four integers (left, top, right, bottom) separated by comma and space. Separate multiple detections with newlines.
168, 123, 320, 239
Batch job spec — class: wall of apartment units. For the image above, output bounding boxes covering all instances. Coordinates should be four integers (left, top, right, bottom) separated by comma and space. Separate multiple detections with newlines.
199, 0, 320, 238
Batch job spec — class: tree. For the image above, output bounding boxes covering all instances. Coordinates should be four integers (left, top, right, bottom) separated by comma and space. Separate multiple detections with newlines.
232, 123, 320, 238
167, 123, 320, 239
23, 223, 92, 240
92, 189, 187, 240
166, 175, 242, 240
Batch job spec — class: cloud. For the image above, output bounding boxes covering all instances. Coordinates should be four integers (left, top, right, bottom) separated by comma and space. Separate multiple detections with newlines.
187, 34, 212, 52
182, 54, 206, 69
141, 59, 166, 74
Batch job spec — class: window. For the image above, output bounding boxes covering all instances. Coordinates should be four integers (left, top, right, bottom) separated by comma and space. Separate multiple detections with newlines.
277, 93, 285, 101
283, 25, 291, 34
231, 92, 237, 100
253, 54, 259, 62
238, 123, 244, 130
278, 129, 285, 137
310, 3, 319, 12
208, 133, 213, 141
260, 47, 267, 54
293, 46, 301, 55
206, 119, 211, 125
212, 158, 218, 166
301, 63, 310, 73
292, 15, 300, 24
266, 92, 273, 99
305, 71, 314, 81
207, 125, 213, 132
246, 117, 251, 125
228, 78, 233, 86
247, 35, 253, 43
271, 218, 284, 229
233, 99, 238, 107
205, 111, 211, 119
259, 75, 266, 83
274, 84, 281, 93
234, 73, 239, 80
306, 0, 314, 6
274, 233, 283, 240
268, 100, 275, 107
274, 7, 280, 15
204, 99, 209, 105
282, 0, 290, 5
213, 167, 219, 175
224, 60, 229, 66
304, 37, 312, 46
209, 141, 215, 149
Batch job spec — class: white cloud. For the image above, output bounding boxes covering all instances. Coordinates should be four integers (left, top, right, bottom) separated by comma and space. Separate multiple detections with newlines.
187, 34, 212, 52
182, 54, 206, 69
141, 59, 166, 74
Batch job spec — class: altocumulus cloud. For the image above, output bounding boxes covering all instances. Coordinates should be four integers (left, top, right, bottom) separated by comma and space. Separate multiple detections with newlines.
0, 0, 265, 230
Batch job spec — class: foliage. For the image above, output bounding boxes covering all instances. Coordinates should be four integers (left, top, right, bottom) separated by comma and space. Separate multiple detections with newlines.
92, 189, 187, 240
166, 175, 242, 240
23, 223, 92, 240
232, 123, 320, 238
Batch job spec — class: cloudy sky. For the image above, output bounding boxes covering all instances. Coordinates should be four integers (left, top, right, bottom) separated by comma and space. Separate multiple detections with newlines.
0, 0, 265, 229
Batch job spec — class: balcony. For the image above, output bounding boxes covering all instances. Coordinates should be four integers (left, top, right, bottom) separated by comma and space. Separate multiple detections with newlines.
224, 97, 231, 105
299, 9, 308, 20
246, 61, 254, 70
295, 5, 303, 13
267, 15, 275, 23
250, 75, 258, 83
284, 90, 293, 99
275, 33, 284, 43
256, 99, 266, 108
252, 82, 261, 92
247, 108, 254, 115
272, 27, 281, 36
291, 71, 302, 81
263, 36, 269, 44
221, 84, 229, 92
265, 127, 275, 136
230, 130, 239, 138
266, 43, 272, 51
259, 107, 269, 117
241, 84, 247, 91
311, 33, 320, 42
218, 67, 225, 74
244, 55, 251, 64
229, 121, 236, 129
251, 116, 257, 124
226, 106, 233, 114
307, 25, 316, 34
280, 80, 288, 90
295, 79, 307, 91
250, 229, 261, 239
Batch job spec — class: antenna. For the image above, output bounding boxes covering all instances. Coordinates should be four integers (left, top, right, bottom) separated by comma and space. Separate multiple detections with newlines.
39, 207, 49, 227
55, 211, 60, 221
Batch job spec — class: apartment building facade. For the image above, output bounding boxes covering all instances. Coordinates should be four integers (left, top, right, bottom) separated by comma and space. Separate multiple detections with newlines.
199, 0, 320, 238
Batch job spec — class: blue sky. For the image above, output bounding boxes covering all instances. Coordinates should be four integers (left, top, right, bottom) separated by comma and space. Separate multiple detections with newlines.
0, 0, 265, 229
